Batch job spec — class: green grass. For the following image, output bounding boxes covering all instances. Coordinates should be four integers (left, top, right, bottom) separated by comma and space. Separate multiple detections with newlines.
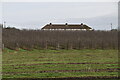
2, 49, 119, 78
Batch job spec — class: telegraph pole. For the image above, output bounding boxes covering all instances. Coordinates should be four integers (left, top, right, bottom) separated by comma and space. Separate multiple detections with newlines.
111, 23, 112, 30
3, 21, 6, 28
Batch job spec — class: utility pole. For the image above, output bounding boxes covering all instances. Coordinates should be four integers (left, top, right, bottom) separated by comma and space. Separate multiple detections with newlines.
3, 21, 6, 28
111, 23, 112, 30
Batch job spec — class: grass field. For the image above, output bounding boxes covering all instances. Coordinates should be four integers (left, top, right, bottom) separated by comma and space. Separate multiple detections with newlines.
2, 49, 119, 78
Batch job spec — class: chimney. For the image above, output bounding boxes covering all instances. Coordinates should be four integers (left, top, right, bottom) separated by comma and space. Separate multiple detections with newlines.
81, 23, 83, 25
50, 23, 52, 26
65, 23, 68, 26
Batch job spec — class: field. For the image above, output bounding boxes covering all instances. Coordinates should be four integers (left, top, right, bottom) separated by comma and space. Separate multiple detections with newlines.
2, 49, 119, 79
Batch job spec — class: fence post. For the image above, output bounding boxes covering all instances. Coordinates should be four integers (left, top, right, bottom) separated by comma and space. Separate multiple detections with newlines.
56, 42, 60, 50
16, 43, 20, 50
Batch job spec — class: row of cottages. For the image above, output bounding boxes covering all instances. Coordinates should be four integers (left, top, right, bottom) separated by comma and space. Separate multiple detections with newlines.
41, 23, 92, 30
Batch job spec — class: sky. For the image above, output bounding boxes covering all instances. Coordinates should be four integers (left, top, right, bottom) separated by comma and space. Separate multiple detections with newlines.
1, 2, 118, 30
1, 0, 119, 2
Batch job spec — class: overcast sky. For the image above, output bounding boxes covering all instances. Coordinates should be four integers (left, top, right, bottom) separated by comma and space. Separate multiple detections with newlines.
1, 2, 118, 30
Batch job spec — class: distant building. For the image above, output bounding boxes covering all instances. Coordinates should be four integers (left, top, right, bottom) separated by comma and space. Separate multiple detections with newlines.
41, 23, 92, 30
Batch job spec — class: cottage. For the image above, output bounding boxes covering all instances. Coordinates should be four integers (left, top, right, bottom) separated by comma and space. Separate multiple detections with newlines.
41, 23, 92, 30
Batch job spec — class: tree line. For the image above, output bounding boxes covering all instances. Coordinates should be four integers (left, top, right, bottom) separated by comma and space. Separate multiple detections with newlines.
2, 27, 118, 50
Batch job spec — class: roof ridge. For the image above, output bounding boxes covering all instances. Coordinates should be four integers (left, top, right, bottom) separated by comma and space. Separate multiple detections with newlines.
42, 23, 92, 29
